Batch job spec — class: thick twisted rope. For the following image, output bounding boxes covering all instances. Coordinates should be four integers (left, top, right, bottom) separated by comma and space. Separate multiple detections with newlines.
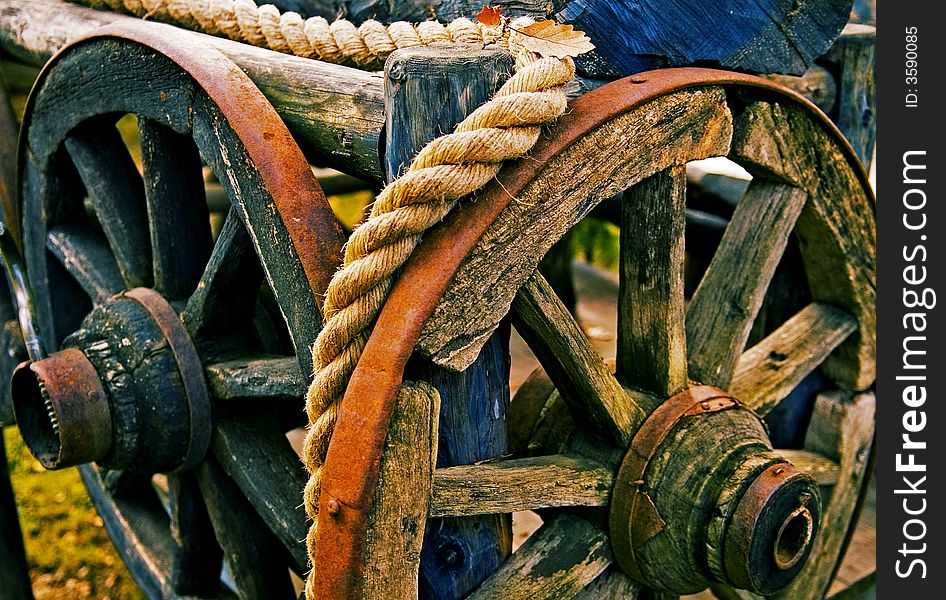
302, 49, 574, 599
78, 0, 514, 67
77, 1, 577, 595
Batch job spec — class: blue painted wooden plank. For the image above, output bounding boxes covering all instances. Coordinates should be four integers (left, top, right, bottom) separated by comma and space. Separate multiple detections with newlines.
557, 0, 853, 76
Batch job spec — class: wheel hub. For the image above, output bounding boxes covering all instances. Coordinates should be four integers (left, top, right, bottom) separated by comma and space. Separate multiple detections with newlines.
608, 385, 821, 595
12, 288, 210, 472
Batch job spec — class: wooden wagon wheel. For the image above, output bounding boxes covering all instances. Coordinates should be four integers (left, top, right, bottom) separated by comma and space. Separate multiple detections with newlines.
311, 70, 875, 599
10, 24, 346, 598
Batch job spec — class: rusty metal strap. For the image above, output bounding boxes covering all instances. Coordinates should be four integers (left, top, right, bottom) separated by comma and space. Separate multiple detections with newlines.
609, 385, 743, 583
124, 288, 210, 471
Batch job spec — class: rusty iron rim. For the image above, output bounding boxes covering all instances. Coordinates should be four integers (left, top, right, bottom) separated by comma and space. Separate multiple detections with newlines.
124, 287, 210, 471
608, 385, 739, 582
16, 21, 344, 304
314, 68, 874, 598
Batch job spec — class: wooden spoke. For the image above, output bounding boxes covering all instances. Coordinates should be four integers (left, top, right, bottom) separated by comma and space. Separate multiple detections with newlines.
193, 93, 330, 379
430, 454, 613, 518
574, 567, 642, 599
139, 117, 212, 300
204, 356, 304, 401
513, 272, 651, 447
731, 303, 857, 416
99, 469, 153, 500
46, 224, 123, 303
194, 456, 296, 599
211, 414, 309, 573
686, 181, 808, 388
617, 165, 688, 397
80, 465, 237, 599
467, 513, 613, 600
63, 120, 152, 289
181, 209, 263, 340
168, 472, 224, 596
775, 450, 840, 487
772, 391, 875, 600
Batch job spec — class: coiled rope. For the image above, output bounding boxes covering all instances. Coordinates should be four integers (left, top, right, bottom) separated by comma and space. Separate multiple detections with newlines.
76, 1, 576, 596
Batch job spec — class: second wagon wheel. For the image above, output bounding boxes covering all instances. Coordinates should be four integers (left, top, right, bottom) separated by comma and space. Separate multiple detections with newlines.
312, 70, 875, 599
10, 24, 345, 598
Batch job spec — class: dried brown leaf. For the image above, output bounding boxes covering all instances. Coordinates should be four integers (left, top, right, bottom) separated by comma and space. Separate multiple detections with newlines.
476, 5, 503, 27
518, 20, 595, 58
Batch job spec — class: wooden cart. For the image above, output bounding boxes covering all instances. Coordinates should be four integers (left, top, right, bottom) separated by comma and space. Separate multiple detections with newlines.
0, 1, 875, 599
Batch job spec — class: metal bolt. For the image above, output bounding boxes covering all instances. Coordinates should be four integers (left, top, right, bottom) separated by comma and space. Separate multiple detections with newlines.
436, 540, 465, 570
774, 467, 785, 476
326, 498, 340, 516
700, 401, 711, 410
629, 75, 647, 83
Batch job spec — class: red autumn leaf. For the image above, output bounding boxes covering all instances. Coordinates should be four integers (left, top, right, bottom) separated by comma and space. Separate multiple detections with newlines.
476, 5, 503, 27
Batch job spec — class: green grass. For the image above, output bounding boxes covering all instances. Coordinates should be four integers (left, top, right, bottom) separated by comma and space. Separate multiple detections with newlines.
4, 427, 145, 600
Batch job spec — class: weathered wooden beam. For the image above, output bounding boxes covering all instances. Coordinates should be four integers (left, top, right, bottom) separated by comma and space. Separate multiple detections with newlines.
512, 273, 650, 446
386, 45, 514, 599
731, 303, 857, 416
0, 0, 385, 181
362, 383, 439, 600
617, 166, 688, 398
686, 181, 809, 388
821, 24, 876, 169
465, 513, 613, 600
430, 454, 613, 517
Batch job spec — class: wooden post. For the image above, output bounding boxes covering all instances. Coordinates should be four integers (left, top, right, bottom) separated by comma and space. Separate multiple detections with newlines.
822, 24, 876, 170
362, 384, 440, 599
384, 45, 515, 599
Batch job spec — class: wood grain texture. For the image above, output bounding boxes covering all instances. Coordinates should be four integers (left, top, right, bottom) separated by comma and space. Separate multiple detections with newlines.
430, 454, 613, 517
46, 224, 124, 303
204, 356, 304, 401
555, 0, 852, 77
512, 273, 649, 446
617, 166, 687, 397
731, 302, 857, 416
466, 513, 613, 600
139, 116, 212, 301
762, 65, 836, 115
730, 100, 875, 391
181, 209, 264, 341
384, 46, 514, 600
195, 456, 296, 599
362, 383, 439, 600
420, 87, 732, 371
775, 450, 840, 487
0, 0, 385, 181
572, 567, 641, 599
686, 182, 808, 388
822, 24, 876, 168
211, 415, 309, 574
64, 120, 153, 289
772, 391, 875, 600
